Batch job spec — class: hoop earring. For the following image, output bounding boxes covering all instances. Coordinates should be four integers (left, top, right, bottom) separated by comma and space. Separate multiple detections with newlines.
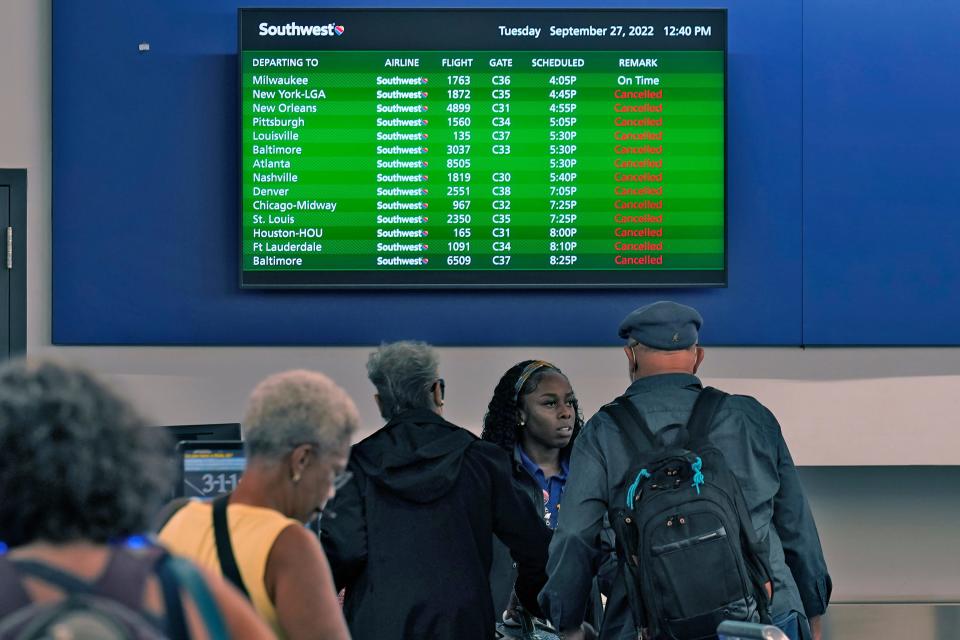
292, 473, 301, 484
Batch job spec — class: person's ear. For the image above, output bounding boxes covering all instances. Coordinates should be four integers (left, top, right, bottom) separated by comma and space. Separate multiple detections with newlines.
374, 393, 384, 415
289, 443, 312, 483
692, 346, 705, 374
623, 344, 638, 377
432, 383, 444, 408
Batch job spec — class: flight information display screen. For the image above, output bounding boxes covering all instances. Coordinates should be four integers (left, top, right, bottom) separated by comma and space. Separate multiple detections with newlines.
179, 444, 246, 499
240, 9, 726, 288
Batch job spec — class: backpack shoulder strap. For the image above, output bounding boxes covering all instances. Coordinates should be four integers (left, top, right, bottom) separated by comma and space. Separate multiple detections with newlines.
212, 495, 250, 600
0, 555, 32, 619
685, 386, 728, 443
601, 396, 657, 458
7, 559, 94, 594
160, 555, 229, 640
154, 552, 190, 640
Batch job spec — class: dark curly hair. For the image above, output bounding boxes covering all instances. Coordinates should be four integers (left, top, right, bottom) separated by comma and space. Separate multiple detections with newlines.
0, 359, 175, 547
481, 360, 583, 455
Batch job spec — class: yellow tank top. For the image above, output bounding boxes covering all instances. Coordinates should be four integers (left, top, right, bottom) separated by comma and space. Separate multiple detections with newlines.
159, 500, 299, 639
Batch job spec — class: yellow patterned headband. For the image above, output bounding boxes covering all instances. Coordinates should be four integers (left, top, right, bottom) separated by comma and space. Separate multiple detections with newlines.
513, 360, 558, 403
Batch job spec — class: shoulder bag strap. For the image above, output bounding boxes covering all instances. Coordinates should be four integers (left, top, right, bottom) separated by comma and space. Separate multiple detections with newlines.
601, 396, 657, 458
0, 555, 32, 619
685, 386, 728, 443
211, 495, 250, 600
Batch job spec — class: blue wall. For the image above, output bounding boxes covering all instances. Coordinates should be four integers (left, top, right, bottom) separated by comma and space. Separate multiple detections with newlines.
52, 0, 959, 345
801, 0, 960, 344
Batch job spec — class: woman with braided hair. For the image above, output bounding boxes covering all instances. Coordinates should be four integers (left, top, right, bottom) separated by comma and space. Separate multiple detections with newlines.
482, 360, 604, 637
482, 360, 582, 527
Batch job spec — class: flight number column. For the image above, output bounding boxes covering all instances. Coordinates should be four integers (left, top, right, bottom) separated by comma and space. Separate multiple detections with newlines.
442, 59, 475, 270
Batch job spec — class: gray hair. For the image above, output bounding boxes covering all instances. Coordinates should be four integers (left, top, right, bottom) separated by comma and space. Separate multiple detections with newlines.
627, 337, 698, 354
0, 359, 174, 546
243, 369, 359, 461
366, 341, 439, 420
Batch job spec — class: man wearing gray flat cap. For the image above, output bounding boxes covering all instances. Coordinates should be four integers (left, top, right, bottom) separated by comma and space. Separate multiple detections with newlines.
539, 301, 831, 640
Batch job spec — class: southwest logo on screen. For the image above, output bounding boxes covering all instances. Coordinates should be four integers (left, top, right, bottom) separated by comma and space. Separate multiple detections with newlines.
258, 22, 345, 37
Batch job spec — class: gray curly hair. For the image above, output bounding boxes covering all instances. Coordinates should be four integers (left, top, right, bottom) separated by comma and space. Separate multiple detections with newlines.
0, 359, 174, 546
243, 370, 359, 461
366, 341, 439, 420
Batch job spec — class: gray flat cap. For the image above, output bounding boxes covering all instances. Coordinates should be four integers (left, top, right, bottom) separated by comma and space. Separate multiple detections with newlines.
618, 301, 703, 350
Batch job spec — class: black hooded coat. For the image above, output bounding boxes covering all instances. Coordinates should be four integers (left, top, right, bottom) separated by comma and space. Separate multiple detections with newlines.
321, 409, 552, 640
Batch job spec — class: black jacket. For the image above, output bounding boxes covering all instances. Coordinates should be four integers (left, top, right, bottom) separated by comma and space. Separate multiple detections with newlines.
321, 409, 552, 640
489, 446, 612, 631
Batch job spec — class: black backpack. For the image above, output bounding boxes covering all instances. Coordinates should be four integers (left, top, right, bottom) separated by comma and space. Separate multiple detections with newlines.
602, 387, 773, 640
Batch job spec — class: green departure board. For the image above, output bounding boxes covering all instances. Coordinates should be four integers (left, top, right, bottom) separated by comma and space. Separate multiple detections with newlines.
240, 9, 726, 287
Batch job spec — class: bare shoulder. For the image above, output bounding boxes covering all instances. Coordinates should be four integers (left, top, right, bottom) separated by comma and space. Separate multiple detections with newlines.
265, 524, 350, 640
265, 522, 332, 598
270, 522, 325, 570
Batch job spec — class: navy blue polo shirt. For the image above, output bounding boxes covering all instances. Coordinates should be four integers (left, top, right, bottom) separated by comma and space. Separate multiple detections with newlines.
517, 445, 569, 530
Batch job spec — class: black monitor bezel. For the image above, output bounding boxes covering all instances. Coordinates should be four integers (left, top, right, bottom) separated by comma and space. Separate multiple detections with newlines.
237, 7, 728, 289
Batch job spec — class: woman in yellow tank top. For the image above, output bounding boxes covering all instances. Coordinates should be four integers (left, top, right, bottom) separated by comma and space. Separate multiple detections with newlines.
160, 370, 358, 640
